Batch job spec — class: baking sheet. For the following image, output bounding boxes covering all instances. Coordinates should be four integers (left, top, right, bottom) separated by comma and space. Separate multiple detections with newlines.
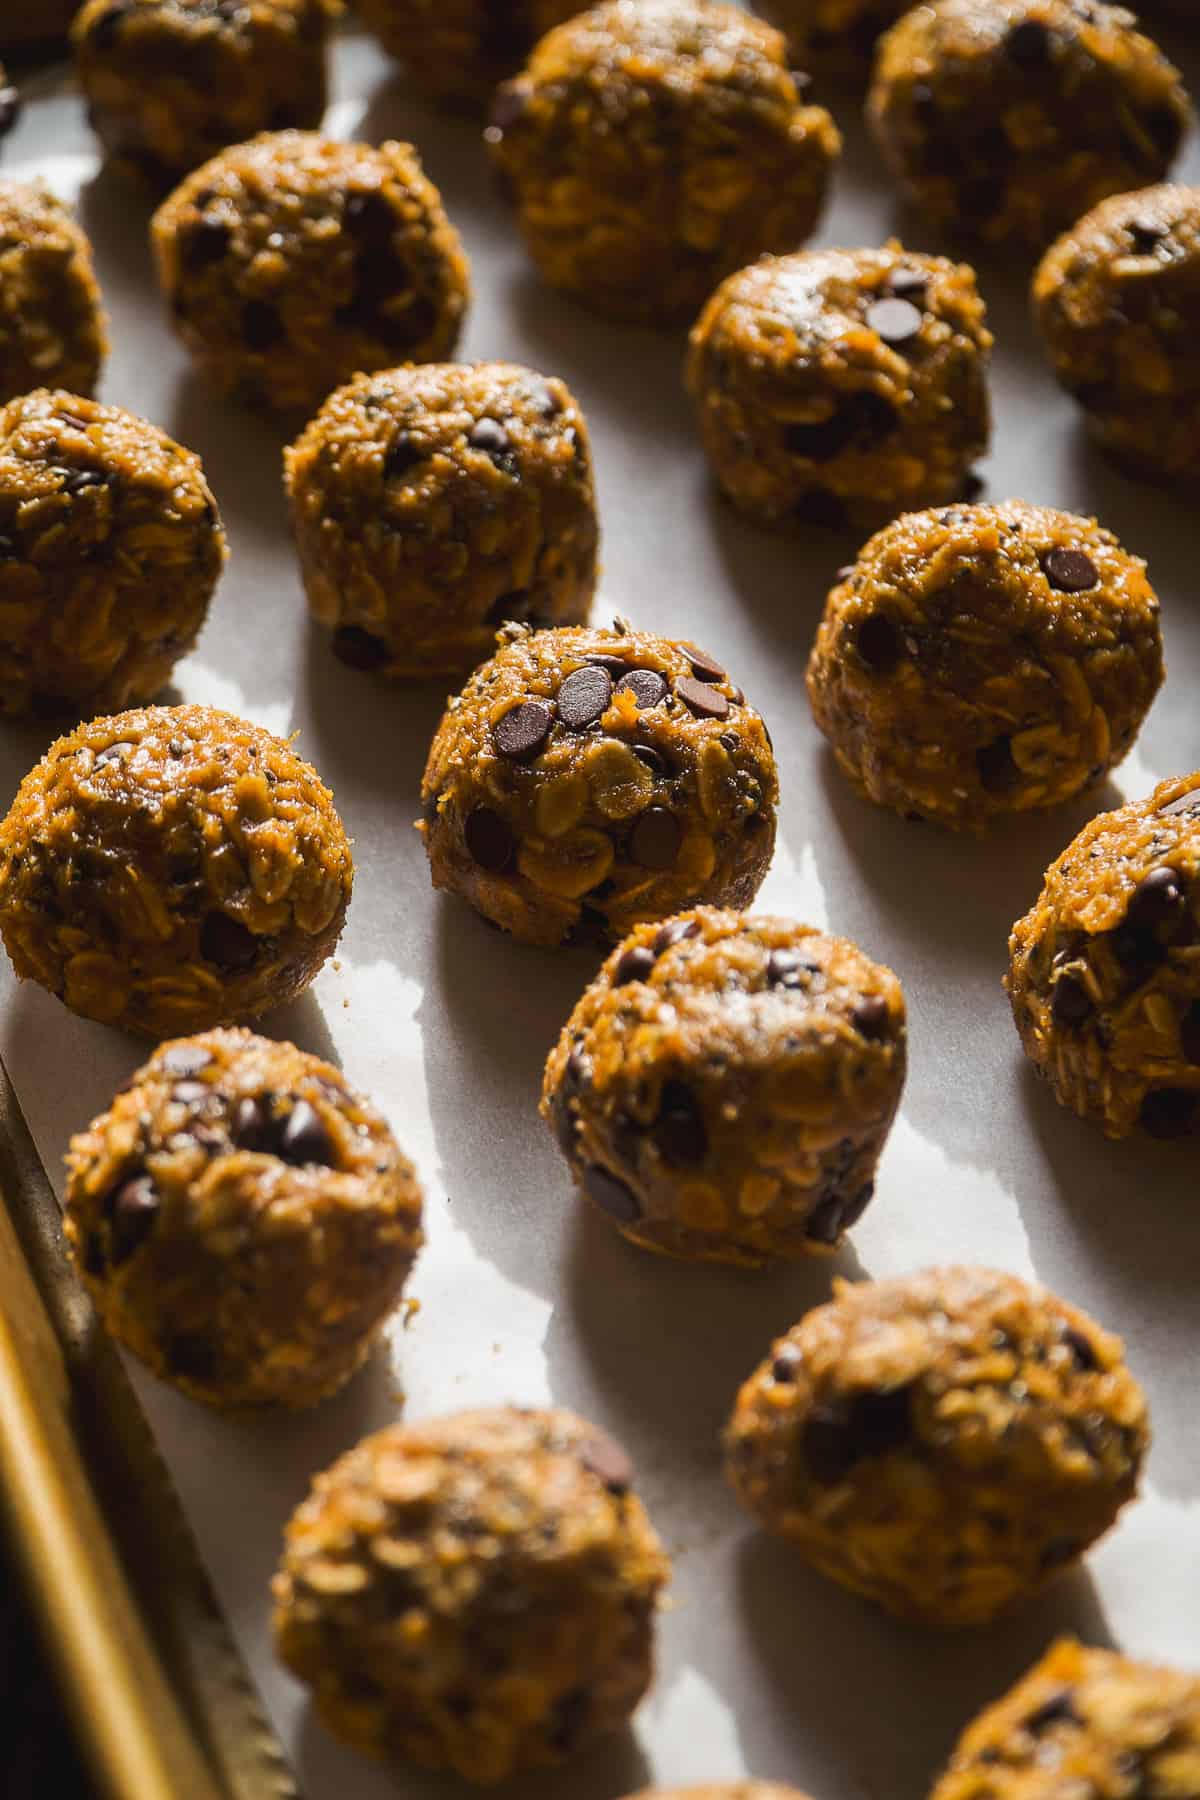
3, 21, 1200, 1800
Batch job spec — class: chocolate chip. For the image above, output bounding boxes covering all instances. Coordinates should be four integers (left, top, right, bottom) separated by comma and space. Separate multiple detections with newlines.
628, 806, 681, 869
784, 389, 896, 460
772, 1347, 801, 1383
159, 1044, 213, 1078
332, 625, 389, 670
1139, 1086, 1197, 1139
1051, 971, 1092, 1026
654, 917, 700, 955
676, 676, 730, 720
0, 87, 19, 139
977, 736, 1018, 792
232, 1095, 271, 1150
686, 645, 726, 683
631, 744, 670, 777
584, 653, 631, 678
464, 806, 514, 872
887, 268, 928, 302
494, 699, 553, 761
583, 1164, 640, 1222
614, 945, 655, 985
107, 1175, 159, 1264
200, 911, 258, 969
652, 1078, 707, 1165
183, 216, 231, 271
1111, 922, 1165, 979
166, 1333, 218, 1384
578, 1430, 635, 1494
1041, 548, 1098, 593
719, 732, 738, 752
277, 1100, 336, 1167
1158, 791, 1200, 819
766, 949, 810, 989
58, 468, 108, 495
1005, 19, 1051, 67
383, 432, 423, 480
1129, 218, 1164, 254
468, 417, 510, 457
865, 297, 923, 344
615, 669, 666, 709
343, 189, 395, 240
802, 1385, 913, 1485
1126, 866, 1186, 936
1180, 1001, 1200, 1065
1062, 1327, 1099, 1373
856, 613, 902, 674
557, 665, 612, 730
242, 299, 283, 351
852, 995, 890, 1039
1023, 1688, 1080, 1734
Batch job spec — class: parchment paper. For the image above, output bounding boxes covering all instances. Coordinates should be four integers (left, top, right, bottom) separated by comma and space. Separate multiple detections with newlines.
2, 22, 1199, 1800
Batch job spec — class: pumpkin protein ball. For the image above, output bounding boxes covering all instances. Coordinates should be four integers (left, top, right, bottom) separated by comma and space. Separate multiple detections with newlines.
285, 361, 597, 680
930, 1638, 1200, 1800
419, 624, 778, 946
354, 0, 586, 109
64, 1028, 423, 1409
542, 908, 905, 1264
485, 0, 841, 325
72, 0, 333, 190
0, 183, 107, 402
867, 0, 1190, 252
686, 243, 992, 533
725, 1267, 1149, 1627
1034, 184, 1200, 489
272, 1406, 670, 1782
151, 131, 470, 417
0, 388, 225, 717
806, 501, 1163, 830
0, 703, 353, 1037
1006, 772, 1200, 1140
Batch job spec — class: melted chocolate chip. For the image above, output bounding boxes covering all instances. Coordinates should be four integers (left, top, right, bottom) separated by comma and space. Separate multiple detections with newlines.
614, 945, 656, 985
852, 995, 890, 1040
332, 625, 389, 670
494, 699, 553, 761
107, 1174, 160, 1264
652, 1078, 707, 1165
1062, 1327, 1099, 1373
242, 299, 284, 352
464, 806, 514, 872
628, 806, 681, 869
159, 1044, 213, 1078
676, 676, 729, 720
865, 297, 923, 344
1126, 866, 1186, 936
557, 665, 612, 730
578, 1430, 635, 1495
654, 917, 700, 955
1041, 548, 1098, 593
1139, 1086, 1197, 1139
802, 1385, 913, 1485
58, 468, 108, 496
583, 1164, 641, 1222
856, 614, 902, 674
631, 743, 670, 777
1051, 971, 1092, 1026
615, 669, 667, 709
200, 911, 259, 970
277, 1100, 336, 1167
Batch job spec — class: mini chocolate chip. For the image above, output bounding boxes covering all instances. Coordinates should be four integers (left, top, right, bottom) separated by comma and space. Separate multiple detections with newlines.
614, 945, 656, 985
171, 1080, 210, 1105
463, 806, 514, 872
1129, 218, 1164, 254
856, 614, 902, 674
468, 417, 510, 456
1139, 1086, 1197, 1139
1005, 19, 1051, 67
1062, 1327, 1099, 1372
557, 665, 612, 730
1041, 548, 1098, 593
494, 699, 553, 761
166, 1333, 218, 1383
332, 625, 389, 670
232, 1095, 271, 1150
108, 1175, 159, 1264
95, 739, 135, 769
159, 1044, 213, 1078
1051, 972, 1092, 1026
852, 995, 890, 1039
652, 1078, 707, 1165
615, 669, 667, 709
785, 389, 896, 460
58, 468, 108, 495
887, 268, 928, 301
183, 216, 231, 271
200, 911, 259, 970
772, 1347, 801, 1383
631, 743, 670, 776
865, 297, 923, 344
686, 645, 726, 683
384, 431, 423, 479
343, 189, 395, 240
654, 917, 700, 955
766, 949, 808, 989
628, 806, 681, 869
583, 1164, 640, 1222
1024, 1689, 1080, 1734
1126, 866, 1186, 935
802, 1385, 913, 1485
242, 299, 283, 351
578, 1430, 635, 1494
278, 1100, 336, 1167
676, 676, 730, 720
1180, 1001, 1200, 1065
977, 736, 1018, 792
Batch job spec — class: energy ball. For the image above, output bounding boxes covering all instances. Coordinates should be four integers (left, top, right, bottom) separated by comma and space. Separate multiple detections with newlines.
867, 0, 1190, 252
354, 0, 586, 109
725, 1267, 1149, 1627
1006, 772, 1200, 1140
1034, 184, 1200, 488
758, 3, 908, 79
0, 389, 224, 717
72, 0, 332, 190
0, 703, 353, 1038
151, 131, 470, 417
420, 624, 778, 946
686, 244, 991, 533
806, 501, 1163, 830
0, 183, 107, 401
272, 1407, 670, 1782
64, 1029, 423, 1409
485, 0, 841, 325
285, 362, 597, 680
542, 908, 905, 1265
930, 1638, 1200, 1800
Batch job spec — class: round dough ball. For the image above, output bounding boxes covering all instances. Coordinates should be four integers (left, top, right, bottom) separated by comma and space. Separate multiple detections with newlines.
0, 389, 224, 716
0, 703, 353, 1037
420, 624, 778, 946
1006, 772, 1200, 1139
806, 501, 1163, 830
285, 362, 597, 680
151, 131, 470, 417
758, 3, 909, 78
930, 1638, 1200, 1800
354, 0, 587, 109
0, 183, 107, 401
272, 1407, 670, 1782
485, 0, 841, 325
867, 0, 1190, 251
72, 0, 332, 189
1034, 184, 1200, 488
64, 1028, 423, 1409
542, 908, 905, 1265
726, 1267, 1148, 1626
686, 243, 991, 533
